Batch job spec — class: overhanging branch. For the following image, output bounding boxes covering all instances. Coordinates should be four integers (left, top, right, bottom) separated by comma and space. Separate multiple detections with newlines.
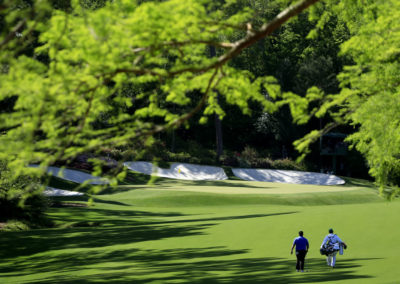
117, 0, 320, 78
216, 0, 321, 67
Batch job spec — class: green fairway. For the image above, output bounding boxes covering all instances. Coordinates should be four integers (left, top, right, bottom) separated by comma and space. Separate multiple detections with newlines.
1, 176, 399, 283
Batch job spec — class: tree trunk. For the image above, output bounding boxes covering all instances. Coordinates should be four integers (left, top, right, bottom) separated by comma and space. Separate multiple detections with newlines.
210, 46, 224, 162
215, 100, 223, 162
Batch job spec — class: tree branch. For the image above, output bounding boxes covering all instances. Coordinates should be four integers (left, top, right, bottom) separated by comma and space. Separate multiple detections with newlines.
118, 0, 320, 78
211, 0, 321, 70
121, 68, 221, 144
57, 0, 321, 155
0, 19, 27, 49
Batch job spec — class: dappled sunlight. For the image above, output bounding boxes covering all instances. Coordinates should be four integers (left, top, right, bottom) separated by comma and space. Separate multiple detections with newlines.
0, 244, 375, 283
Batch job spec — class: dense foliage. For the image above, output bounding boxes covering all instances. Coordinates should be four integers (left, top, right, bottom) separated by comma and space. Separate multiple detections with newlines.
0, 161, 49, 226
0, 0, 399, 211
283, 0, 400, 194
0, 0, 317, 192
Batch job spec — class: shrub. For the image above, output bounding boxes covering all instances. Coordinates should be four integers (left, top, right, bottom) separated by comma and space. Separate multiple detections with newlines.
0, 161, 51, 228
163, 151, 205, 165
171, 140, 217, 165
220, 154, 239, 167
1, 220, 30, 231
254, 157, 274, 168
271, 158, 307, 171
219, 148, 309, 171
241, 146, 259, 167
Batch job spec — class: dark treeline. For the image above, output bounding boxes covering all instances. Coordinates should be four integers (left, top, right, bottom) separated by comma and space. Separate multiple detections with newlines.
161, 3, 368, 179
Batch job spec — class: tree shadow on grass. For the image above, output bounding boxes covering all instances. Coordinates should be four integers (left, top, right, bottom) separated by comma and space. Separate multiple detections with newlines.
152, 179, 271, 189
1, 246, 376, 283
153, 212, 298, 225
0, 210, 296, 260
339, 176, 377, 189
46, 206, 297, 229
0, 222, 212, 260
46, 206, 188, 228
0, 208, 375, 284
50, 195, 131, 207
116, 171, 271, 191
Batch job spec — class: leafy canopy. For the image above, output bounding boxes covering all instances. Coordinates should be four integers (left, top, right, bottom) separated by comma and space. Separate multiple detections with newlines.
0, 0, 317, 196
283, 0, 400, 194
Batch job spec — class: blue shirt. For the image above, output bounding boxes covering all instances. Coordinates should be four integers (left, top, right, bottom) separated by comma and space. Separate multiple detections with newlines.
293, 236, 309, 251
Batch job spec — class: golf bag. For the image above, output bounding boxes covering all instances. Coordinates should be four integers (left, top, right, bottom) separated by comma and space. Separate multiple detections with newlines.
320, 235, 337, 256
320, 246, 335, 256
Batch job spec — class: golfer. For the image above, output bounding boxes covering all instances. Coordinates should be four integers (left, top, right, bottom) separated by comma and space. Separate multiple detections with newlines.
290, 230, 309, 272
320, 228, 347, 268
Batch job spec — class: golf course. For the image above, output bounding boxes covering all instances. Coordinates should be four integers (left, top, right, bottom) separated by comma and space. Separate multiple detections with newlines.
1, 171, 399, 284
1, 0, 399, 283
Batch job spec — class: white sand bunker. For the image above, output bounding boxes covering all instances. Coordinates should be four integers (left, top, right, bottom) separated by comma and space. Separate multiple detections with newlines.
30, 165, 109, 185
124, 161, 228, 181
44, 187, 84, 196
232, 168, 345, 185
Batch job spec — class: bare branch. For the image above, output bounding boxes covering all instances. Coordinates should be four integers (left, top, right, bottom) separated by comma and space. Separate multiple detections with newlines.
118, 0, 320, 78
0, 19, 27, 49
246, 22, 254, 35
214, 0, 321, 69
163, 40, 234, 49
131, 40, 234, 55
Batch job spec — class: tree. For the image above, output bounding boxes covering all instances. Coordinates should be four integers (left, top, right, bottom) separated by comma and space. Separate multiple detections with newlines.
227, 3, 350, 161
0, 0, 321, 198
282, 0, 400, 195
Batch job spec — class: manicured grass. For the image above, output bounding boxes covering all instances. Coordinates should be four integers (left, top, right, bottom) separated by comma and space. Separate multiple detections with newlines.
1, 176, 399, 283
